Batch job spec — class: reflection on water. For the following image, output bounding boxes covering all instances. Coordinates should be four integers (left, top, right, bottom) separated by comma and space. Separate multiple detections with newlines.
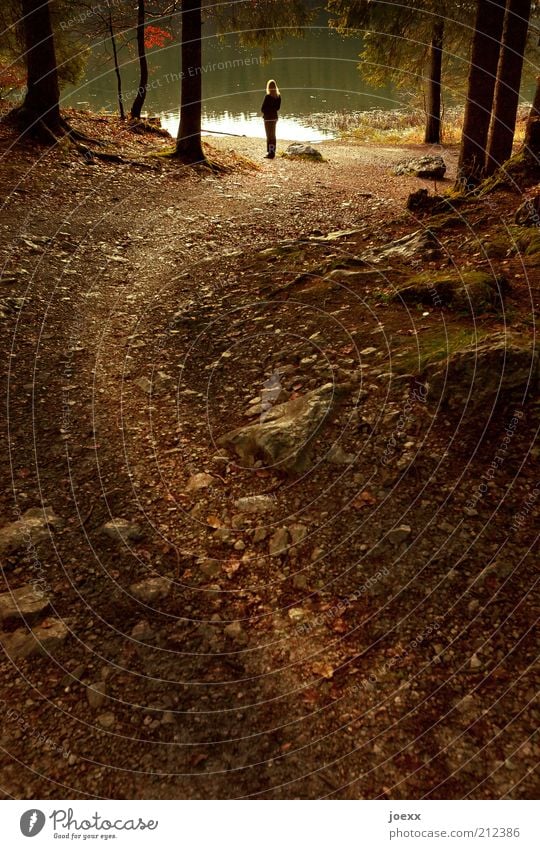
159, 110, 332, 141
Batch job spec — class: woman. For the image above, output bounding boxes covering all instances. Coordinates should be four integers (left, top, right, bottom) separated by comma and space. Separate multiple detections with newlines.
261, 80, 281, 159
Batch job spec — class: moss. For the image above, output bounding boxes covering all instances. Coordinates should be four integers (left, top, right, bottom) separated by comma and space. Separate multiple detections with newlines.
392, 327, 490, 375
392, 269, 507, 312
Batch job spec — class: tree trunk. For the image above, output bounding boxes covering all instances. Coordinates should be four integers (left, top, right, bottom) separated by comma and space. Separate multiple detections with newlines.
130, 0, 149, 119
19, 0, 61, 134
175, 0, 206, 162
424, 19, 444, 145
108, 2, 125, 120
456, 0, 506, 189
485, 0, 531, 175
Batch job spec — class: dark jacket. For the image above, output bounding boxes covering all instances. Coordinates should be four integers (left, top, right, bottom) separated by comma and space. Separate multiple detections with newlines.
261, 94, 281, 120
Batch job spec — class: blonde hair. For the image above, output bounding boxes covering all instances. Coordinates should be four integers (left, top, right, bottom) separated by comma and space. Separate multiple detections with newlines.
266, 79, 280, 97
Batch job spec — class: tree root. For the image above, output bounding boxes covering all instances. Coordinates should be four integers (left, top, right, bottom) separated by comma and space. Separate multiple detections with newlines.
4, 107, 157, 169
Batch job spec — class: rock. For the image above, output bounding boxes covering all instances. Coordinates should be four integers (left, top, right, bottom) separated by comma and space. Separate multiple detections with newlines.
393, 270, 509, 312
326, 444, 355, 465
289, 524, 308, 546
234, 495, 276, 514
97, 712, 116, 729
284, 143, 324, 161
86, 681, 107, 710
394, 155, 446, 180
130, 620, 155, 641
130, 577, 171, 603
186, 473, 216, 492
470, 653, 482, 670
362, 229, 439, 265
253, 528, 269, 543
224, 621, 246, 642
387, 525, 412, 545
217, 383, 338, 473
233, 539, 246, 551
425, 336, 539, 410
102, 518, 143, 543
198, 558, 221, 578
0, 584, 50, 626
134, 377, 153, 394
515, 195, 540, 226
0, 618, 69, 659
269, 528, 290, 557
0, 506, 63, 556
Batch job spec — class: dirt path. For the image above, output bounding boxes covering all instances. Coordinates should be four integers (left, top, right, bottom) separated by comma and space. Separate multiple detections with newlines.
0, 128, 537, 800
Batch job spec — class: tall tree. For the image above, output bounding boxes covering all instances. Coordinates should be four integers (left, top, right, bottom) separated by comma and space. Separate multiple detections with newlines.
525, 73, 540, 154
485, 0, 532, 175
456, 0, 507, 188
175, 0, 205, 162
131, 0, 149, 119
424, 18, 444, 143
18, 0, 61, 135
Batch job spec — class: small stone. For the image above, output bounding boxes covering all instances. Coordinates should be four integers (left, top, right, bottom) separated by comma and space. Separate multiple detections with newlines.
326, 444, 355, 465
289, 525, 308, 546
360, 347, 377, 356
470, 653, 482, 670
130, 620, 155, 641
102, 518, 143, 543
134, 377, 153, 394
224, 621, 245, 642
252, 527, 269, 543
0, 584, 50, 626
198, 558, 221, 578
387, 525, 412, 545
269, 528, 289, 557
0, 618, 69, 659
234, 495, 276, 514
130, 577, 171, 603
186, 473, 216, 492
97, 712, 116, 729
233, 539, 246, 551
86, 681, 107, 710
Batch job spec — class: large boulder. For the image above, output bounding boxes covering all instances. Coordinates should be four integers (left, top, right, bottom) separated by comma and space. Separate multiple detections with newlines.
394, 155, 447, 180
218, 383, 337, 473
424, 336, 539, 410
393, 270, 509, 312
284, 143, 324, 161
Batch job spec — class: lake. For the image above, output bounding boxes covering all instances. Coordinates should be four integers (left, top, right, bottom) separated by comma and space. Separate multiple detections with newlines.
63, 23, 399, 141
63, 20, 538, 142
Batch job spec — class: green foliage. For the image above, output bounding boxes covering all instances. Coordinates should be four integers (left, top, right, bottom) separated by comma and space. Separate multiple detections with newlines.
212, 0, 314, 55
328, 1, 475, 105
0, 0, 88, 90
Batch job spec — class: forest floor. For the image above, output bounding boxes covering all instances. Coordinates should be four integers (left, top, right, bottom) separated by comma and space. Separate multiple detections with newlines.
0, 111, 538, 800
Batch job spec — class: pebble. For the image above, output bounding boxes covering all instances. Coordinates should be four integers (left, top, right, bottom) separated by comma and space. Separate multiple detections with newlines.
102, 518, 143, 543
186, 473, 216, 492
86, 681, 107, 710
387, 525, 412, 545
269, 528, 290, 557
129, 577, 171, 603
